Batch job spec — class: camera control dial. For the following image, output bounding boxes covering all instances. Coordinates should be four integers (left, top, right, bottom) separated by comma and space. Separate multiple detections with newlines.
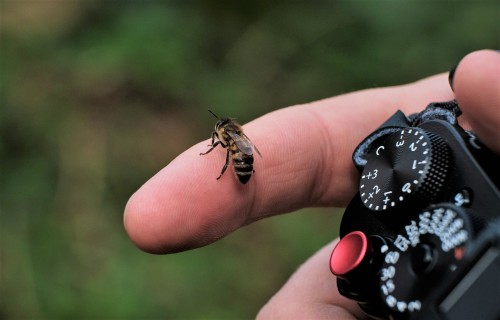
378, 204, 472, 316
360, 128, 450, 212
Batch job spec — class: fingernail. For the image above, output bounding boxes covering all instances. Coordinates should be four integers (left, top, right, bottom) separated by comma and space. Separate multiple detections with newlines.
448, 63, 458, 91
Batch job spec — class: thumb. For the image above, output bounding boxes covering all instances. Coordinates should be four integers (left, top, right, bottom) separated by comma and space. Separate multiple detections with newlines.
452, 50, 500, 154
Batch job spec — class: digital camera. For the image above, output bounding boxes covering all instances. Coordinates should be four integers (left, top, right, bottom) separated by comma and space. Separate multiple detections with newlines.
329, 101, 500, 320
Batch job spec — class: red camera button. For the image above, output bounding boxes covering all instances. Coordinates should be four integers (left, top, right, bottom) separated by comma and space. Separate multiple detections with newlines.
330, 231, 368, 276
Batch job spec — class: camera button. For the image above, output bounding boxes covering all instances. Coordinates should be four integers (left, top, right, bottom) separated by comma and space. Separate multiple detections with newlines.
330, 231, 368, 277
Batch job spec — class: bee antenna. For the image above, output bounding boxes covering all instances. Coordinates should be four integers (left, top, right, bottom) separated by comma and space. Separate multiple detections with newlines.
208, 109, 220, 119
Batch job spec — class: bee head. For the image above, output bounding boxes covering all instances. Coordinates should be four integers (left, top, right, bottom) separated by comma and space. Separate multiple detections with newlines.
208, 110, 231, 130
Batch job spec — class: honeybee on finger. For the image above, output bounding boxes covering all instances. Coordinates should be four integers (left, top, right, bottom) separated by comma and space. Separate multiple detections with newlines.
200, 110, 262, 184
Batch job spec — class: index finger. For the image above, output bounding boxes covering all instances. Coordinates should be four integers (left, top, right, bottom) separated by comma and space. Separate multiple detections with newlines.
124, 73, 454, 254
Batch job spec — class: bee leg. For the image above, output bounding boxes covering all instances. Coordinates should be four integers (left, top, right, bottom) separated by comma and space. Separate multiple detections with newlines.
208, 131, 217, 146
200, 141, 222, 155
200, 132, 226, 155
216, 149, 230, 180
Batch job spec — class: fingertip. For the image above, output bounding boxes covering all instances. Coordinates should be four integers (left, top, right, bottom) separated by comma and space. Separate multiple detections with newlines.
453, 50, 500, 153
123, 142, 250, 254
123, 148, 203, 254
124, 182, 185, 254
124, 197, 152, 253
124, 190, 163, 254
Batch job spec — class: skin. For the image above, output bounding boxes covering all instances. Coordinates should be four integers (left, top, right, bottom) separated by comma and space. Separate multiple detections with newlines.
124, 50, 500, 319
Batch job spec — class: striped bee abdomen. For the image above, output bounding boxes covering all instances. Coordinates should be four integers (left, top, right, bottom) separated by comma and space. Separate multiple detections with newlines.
232, 152, 254, 184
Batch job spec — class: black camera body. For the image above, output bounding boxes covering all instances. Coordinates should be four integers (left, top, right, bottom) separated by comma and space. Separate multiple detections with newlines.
330, 101, 500, 320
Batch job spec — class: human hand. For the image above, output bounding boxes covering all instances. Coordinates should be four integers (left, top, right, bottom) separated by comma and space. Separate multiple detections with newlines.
124, 49, 499, 319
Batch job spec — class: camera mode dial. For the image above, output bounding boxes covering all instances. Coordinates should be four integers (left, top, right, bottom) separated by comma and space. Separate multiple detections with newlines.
360, 128, 450, 212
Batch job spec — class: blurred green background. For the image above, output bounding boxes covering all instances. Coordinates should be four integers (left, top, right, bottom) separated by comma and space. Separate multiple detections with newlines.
1, 1, 498, 319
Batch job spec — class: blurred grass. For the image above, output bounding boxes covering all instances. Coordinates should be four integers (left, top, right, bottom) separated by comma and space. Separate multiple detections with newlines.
1, 1, 499, 319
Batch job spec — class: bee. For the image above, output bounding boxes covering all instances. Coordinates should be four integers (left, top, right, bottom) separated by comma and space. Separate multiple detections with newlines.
200, 110, 262, 184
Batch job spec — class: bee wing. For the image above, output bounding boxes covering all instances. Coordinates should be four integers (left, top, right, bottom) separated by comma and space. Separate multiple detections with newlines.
240, 133, 262, 157
253, 144, 262, 158
227, 131, 255, 156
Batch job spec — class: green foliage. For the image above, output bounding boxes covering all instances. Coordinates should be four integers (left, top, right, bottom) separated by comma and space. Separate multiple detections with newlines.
1, 1, 498, 319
